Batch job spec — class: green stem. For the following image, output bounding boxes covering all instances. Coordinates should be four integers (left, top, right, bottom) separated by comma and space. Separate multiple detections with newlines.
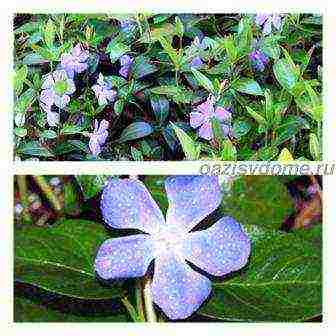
121, 296, 141, 322
136, 280, 145, 321
143, 276, 157, 322
33, 176, 62, 212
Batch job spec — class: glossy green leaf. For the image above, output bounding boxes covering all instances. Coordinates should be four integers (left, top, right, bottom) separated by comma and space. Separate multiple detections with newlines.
131, 56, 157, 79
14, 219, 122, 299
245, 106, 267, 125
75, 175, 109, 200
309, 133, 321, 160
106, 40, 130, 63
14, 88, 36, 114
18, 141, 54, 158
191, 68, 215, 94
14, 65, 28, 95
117, 121, 153, 143
201, 225, 322, 322
273, 57, 300, 92
233, 78, 263, 96
150, 93, 169, 124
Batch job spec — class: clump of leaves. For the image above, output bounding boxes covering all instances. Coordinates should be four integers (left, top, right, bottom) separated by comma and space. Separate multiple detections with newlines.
13, 13, 322, 161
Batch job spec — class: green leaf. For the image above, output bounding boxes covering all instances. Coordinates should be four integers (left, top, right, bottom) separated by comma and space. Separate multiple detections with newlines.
106, 40, 130, 63
233, 78, 263, 96
41, 130, 58, 139
14, 65, 28, 95
191, 68, 215, 94
14, 219, 122, 299
150, 94, 169, 124
232, 120, 251, 139
278, 148, 294, 161
117, 121, 153, 143
175, 16, 184, 37
75, 175, 109, 200
223, 36, 238, 62
43, 19, 56, 49
14, 297, 128, 322
130, 146, 144, 161
22, 53, 48, 65
60, 125, 83, 135
18, 141, 54, 158
150, 85, 194, 103
309, 133, 321, 160
201, 225, 322, 322
245, 106, 267, 125
143, 176, 168, 214
170, 122, 200, 160
220, 139, 237, 161
158, 36, 180, 66
273, 57, 300, 92
114, 99, 125, 115
14, 88, 36, 114
131, 56, 157, 79
14, 127, 27, 138
221, 176, 294, 230
260, 36, 281, 59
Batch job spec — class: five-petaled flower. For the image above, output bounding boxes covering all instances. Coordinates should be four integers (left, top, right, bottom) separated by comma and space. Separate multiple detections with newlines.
89, 119, 109, 156
40, 70, 76, 126
92, 73, 117, 106
94, 176, 251, 320
255, 14, 283, 35
190, 95, 231, 140
119, 55, 134, 78
60, 43, 89, 79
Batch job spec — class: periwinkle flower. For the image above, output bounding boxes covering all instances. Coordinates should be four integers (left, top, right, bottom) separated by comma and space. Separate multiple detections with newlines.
255, 14, 283, 35
92, 73, 117, 106
249, 49, 269, 72
95, 176, 251, 320
40, 70, 76, 126
190, 95, 231, 140
189, 36, 207, 69
60, 43, 89, 79
119, 55, 133, 78
89, 119, 109, 156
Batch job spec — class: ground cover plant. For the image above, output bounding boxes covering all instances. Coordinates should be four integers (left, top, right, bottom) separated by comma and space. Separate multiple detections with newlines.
14, 175, 322, 322
13, 13, 322, 161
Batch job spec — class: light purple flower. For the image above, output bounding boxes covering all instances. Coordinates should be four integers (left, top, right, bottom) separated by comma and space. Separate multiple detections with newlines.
119, 54, 133, 78
95, 176, 251, 320
255, 14, 283, 35
40, 70, 76, 126
189, 36, 207, 69
60, 43, 89, 79
190, 95, 232, 140
92, 73, 117, 106
249, 49, 269, 72
89, 119, 109, 156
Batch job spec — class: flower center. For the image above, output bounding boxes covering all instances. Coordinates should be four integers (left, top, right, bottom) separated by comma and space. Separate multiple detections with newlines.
54, 80, 69, 95
151, 225, 187, 259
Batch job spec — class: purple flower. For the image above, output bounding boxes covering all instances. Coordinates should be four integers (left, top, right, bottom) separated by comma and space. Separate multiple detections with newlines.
255, 14, 283, 35
189, 36, 207, 69
119, 55, 133, 78
95, 176, 251, 320
89, 119, 109, 156
40, 70, 76, 126
190, 95, 231, 140
249, 50, 269, 72
92, 73, 117, 106
60, 43, 89, 79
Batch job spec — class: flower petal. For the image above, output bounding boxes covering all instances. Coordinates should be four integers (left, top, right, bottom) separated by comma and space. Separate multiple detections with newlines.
46, 109, 60, 127
272, 15, 282, 30
101, 178, 165, 233
66, 79, 76, 94
215, 107, 231, 121
165, 176, 222, 231
198, 121, 213, 140
190, 111, 205, 128
197, 99, 214, 116
89, 136, 101, 156
151, 255, 211, 320
41, 74, 55, 90
54, 94, 70, 108
184, 216, 251, 277
95, 234, 154, 280
255, 14, 268, 25
40, 89, 55, 106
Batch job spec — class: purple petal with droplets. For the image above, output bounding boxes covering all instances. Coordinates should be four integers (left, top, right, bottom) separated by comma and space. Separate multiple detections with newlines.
101, 178, 165, 233
190, 111, 206, 128
151, 255, 211, 320
95, 234, 154, 280
183, 216, 251, 277
165, 175, 221, 231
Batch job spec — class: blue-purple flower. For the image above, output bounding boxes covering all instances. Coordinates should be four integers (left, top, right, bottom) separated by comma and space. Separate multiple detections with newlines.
189, 36, 207, 69
255, 14, 283, 35
92, 73, 117, 106
119, 55, 133, 78
249, 49, 269, 72
60, 43, 89, 79
40, 70, 76, 126
95, 176, 251, 320
190, 95, 231, 140
89, 119, 109, 156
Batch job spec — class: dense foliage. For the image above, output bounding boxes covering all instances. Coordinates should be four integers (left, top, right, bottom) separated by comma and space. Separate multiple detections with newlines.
13, 13, 322, 161
14, 175, 322, 322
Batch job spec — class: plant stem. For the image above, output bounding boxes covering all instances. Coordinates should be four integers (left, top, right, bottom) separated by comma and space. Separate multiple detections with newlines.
33, 176, 62, 212
143, 276, 157, 322
135, 280, 145, 321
